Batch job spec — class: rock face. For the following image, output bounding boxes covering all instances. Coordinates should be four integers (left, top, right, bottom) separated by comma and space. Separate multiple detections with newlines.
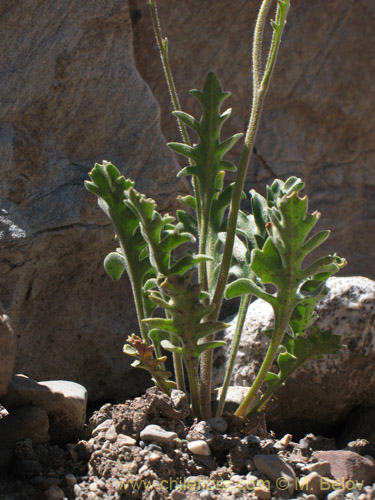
0, 0, 186, 401
133, 0, 375, 279
0, 310, 15, 396
214, 277, 375, 434
1, 0, 375, 401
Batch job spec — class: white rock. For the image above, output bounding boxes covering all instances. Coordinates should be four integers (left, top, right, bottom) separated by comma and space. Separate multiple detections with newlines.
92, 419, 113, 437
140, 424, 177, 444
187, 440, 211, 456
214, 277, 375, 429
117, 433, 136, 446
1, 375, 87, 440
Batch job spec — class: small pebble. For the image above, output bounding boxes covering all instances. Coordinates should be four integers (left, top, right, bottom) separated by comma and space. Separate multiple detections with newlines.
207, 417, 227, 434
327, 490, 345, 500
187, 440, 211, 456
92, 419, 113, 437
73, 484, 82, 496
170, 490, 186, 500
117, 434, 137, 446
140, 424, 177, 444
254, 486, 271, 500
105, 425, 118, 442
45, 485, 65, 500
89, 483, 98, 492
243, 435, 261, 446
65, 473, 76, 487
199, 490, 211, 500
147, 443, 162, 452
302, 461, 331, 477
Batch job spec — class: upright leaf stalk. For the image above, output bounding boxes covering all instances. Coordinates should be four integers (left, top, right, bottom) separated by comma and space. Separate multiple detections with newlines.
200, 0, 290, 419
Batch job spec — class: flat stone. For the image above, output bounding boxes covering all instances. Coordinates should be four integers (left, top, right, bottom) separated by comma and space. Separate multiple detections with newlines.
170, 491, 186, 500
187, 440, 211, 456
92, 418, 113, 437
1, 375, 87, 441
139, 424, 177, 444
117, 433, 136, 446
314, 450, 375, 485
254, 454, 296, 496
302, 461, 331, 477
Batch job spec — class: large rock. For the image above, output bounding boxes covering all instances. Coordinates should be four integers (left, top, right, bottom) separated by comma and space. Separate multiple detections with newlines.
1, 0, 374, 402
214, 277, 375, 434
1, 375, 87, 442
133, 0, 375, 279
0, 0, 186, 401
0, 310, 15, 396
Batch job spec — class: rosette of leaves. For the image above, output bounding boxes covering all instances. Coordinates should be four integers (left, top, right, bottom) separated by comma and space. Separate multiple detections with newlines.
225, 179, 346, 417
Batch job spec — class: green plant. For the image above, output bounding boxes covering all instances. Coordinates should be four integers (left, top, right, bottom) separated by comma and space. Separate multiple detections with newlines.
84, 0, 346, 421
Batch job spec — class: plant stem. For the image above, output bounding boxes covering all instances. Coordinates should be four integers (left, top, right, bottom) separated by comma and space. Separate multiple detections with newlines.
173, 348, 186, 393
184, 355, 202, 420
110, 215, 150, 344
216, 293, 252, 417
200, 0, 290, 420
235, 295, 294, 418
147, 0, 203, 239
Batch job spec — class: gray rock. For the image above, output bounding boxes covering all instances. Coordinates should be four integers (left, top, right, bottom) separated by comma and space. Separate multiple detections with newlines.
0, 0, 185, 403
0, 310, 15, 397
208, 417, 227, 434
139, 424, 177, 444
212, 386, 250, 414
253, 454, 296, 496
215, 277, 375, 433
1, 375, 87, 441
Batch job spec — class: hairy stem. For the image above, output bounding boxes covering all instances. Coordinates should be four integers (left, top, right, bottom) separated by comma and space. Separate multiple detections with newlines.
199, 0, 290, 420
216, 293, 252, 417
235, 298, 293, 417
148, 0, 203, 240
